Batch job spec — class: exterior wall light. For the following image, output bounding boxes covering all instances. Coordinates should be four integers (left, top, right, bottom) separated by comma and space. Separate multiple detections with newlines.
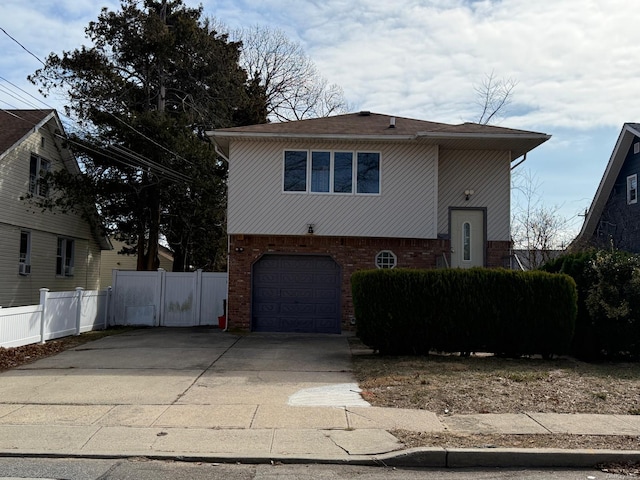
464, 189, 475, 201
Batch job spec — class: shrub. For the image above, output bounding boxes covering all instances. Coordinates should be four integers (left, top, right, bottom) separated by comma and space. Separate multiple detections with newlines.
540, 250, 598, 358
541, 249, 640, 359
585, 250, 640, 358
351, 268, 576, 356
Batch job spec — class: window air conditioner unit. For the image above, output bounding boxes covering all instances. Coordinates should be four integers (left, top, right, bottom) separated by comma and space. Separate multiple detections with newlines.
18, 263, 31, 275
64, 266, 74, 276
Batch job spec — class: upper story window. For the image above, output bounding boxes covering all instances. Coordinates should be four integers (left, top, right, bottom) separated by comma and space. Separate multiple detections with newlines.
29, 154, 50, 197
56, 237, 75, 277
627, 174, 637, 205
283, 150, 380, 195
19, 231, 31, 276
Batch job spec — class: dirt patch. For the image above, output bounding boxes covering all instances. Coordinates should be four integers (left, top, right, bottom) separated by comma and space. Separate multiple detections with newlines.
394, 431, 640, 450
350, 338, 640, 451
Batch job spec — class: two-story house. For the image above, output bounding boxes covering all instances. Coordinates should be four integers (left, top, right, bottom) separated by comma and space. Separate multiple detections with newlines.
0, 109, 111, 307
574, 123, 640, 252
208, 112, 550, 333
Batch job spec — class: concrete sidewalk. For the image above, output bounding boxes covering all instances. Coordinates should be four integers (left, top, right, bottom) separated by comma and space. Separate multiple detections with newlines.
0, 328, 638, 468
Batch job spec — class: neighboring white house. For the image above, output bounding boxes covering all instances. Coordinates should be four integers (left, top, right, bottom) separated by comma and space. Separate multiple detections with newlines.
0, 109, 111, 307
99, 237, 174, 288
208, 111, 550, 333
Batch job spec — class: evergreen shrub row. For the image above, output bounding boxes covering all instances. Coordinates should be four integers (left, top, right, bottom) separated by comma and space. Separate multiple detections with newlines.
351, 268, 577, 356
542, 250, 640, 359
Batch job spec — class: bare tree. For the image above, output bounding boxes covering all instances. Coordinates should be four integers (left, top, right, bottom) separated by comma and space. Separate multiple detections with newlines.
474, 71, 517, 125
232, 25, 351, 121
511, 169, 572, 269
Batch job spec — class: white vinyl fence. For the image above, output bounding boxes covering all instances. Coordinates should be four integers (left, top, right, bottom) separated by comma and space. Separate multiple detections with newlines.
0, 287, 110, 348
110, 269, 227, 327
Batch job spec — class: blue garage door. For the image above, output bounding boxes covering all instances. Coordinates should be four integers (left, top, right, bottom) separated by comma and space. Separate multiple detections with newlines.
252, 255, 341, 333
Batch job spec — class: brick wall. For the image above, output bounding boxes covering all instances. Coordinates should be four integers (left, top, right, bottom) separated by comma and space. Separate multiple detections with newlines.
227, 234, 512, 332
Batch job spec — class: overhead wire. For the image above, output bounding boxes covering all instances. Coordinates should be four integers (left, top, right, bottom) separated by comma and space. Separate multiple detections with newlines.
0, 26, 201, 177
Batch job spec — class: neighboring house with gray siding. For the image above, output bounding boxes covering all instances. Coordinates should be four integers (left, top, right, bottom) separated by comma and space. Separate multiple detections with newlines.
209, 112, 550, 333
0, 109, 111, 307
574, 123, 640, 252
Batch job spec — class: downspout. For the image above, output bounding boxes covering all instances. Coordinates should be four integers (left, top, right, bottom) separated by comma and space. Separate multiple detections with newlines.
511, 152, 527, 170
215, 144, 230, 164
214, 141, 230, 332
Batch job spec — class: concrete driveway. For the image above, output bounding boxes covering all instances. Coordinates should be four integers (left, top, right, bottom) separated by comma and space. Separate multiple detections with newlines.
0, 328, 368, 407
0, 328, 438, 459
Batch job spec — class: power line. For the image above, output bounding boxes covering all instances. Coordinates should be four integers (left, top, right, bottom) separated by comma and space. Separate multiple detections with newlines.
0, 27, 45, 66
0, 26, 198, 170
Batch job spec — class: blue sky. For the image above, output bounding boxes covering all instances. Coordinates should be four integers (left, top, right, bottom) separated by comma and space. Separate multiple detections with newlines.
1, 0, 636, 241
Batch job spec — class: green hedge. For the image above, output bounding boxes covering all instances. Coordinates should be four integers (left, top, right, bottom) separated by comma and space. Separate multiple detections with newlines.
351, 268, 577, 356
542, 250, 640, 359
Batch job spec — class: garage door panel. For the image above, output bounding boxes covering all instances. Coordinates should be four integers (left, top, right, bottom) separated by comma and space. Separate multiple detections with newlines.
281, 317, 315, 332
281, 273, 315, 283
281, 288, 314, 299
254, 273, 280, 284
280, 304, 315, 314
252, 254, 341, 333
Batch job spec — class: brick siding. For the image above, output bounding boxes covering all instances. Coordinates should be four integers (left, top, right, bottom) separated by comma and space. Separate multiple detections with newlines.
227, 234, 511, 331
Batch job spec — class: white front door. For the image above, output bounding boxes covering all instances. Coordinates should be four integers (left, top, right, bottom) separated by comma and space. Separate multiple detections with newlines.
450, 209, 485, 268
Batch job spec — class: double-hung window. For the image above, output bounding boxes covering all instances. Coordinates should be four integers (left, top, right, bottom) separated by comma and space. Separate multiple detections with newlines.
283, 150, 380, 194
19, 231, 31, 275
29, 154, 50, 197
56, 238, 75, 277
627, 174, 638, 205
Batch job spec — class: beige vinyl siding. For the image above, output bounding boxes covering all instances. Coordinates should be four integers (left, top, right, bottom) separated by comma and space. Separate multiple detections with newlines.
0, 224, 102, 307
0, 118, 103, 307
228, 141, 438, 239
438, 149, 511, 241
0, 123, 94, 239
99, 239, 174, 288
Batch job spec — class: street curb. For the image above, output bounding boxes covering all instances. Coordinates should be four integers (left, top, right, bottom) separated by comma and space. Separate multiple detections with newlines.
0, 448, 639, 469
380, 447, 640, 468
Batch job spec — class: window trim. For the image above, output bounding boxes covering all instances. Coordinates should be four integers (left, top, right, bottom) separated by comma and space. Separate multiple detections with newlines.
56, 237, 75, 277
283, 149, 381, 196
375, 250, 397, 269
627, 174, 638, 205
19, 230, 32, 276
29, 154, 50, 197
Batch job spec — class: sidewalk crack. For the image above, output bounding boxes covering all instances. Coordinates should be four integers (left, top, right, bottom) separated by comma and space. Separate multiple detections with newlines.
525, 412, 553, 433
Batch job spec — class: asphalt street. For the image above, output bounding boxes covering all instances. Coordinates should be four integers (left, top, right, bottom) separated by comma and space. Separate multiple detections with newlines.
0, 457, 626, 480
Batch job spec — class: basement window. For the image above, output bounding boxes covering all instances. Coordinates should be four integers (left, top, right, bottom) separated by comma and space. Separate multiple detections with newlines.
375, 250, 397, 269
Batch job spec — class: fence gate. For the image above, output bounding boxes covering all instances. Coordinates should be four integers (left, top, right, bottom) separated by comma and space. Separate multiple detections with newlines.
110, 270, 227, 327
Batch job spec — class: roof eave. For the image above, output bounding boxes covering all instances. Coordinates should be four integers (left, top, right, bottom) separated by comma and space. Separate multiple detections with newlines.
575, 123, 640, 243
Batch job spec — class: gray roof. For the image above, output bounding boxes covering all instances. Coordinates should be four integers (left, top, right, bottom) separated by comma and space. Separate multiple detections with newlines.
208, 112, 551, 162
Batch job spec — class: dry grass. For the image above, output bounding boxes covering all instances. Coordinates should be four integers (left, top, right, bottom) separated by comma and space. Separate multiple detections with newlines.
350, 338, 640, 451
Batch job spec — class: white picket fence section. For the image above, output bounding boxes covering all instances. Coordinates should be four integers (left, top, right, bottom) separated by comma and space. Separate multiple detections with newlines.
0, 287, 110, 348
109, 269, 227, 327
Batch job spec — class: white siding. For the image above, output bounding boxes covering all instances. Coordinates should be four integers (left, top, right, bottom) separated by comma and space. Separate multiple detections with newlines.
438, 149, 511, 241
0, 118, 103, 307
228, 141, 438, 239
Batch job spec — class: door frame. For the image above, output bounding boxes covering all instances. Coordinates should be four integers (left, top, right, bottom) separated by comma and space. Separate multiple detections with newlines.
448, 207, 487, 268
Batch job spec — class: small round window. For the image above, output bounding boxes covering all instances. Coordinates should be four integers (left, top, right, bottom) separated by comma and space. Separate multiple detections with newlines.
375, 250, 397, 269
